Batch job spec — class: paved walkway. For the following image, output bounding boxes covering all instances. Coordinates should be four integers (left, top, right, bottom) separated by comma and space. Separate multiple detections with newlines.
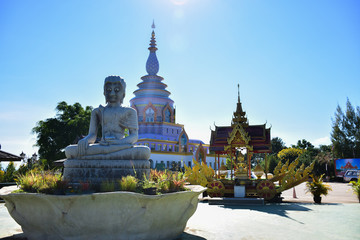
281, 182, 359, 204
181, 202, 360, 240
1, 182, 359, 240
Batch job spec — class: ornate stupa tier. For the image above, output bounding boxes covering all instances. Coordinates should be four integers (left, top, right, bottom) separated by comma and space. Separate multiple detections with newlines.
146, 30, 159, 75
133, 89, 172, 99
136, 80, 167, 90
130, 22, 175, 124
134, 76, 171, 98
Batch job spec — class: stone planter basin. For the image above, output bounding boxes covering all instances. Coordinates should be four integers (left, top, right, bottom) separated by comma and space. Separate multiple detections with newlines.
0, 185, 206, 240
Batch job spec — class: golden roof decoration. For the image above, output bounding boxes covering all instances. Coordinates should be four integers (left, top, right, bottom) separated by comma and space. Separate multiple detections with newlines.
227, 123, 251, 145
231, 84, 248, 128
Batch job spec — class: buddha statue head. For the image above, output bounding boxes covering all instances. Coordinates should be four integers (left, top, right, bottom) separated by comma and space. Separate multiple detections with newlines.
103, 76, 126, 104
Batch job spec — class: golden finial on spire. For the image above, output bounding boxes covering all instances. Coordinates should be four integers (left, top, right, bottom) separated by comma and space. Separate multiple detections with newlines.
232, 83, 248, 127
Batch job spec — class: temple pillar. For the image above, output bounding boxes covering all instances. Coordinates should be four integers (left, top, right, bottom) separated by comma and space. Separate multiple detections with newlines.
247, 152, 253, 179
265, 153, 268, 179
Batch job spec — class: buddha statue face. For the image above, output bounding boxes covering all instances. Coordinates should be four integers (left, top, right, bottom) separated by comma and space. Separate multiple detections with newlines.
103, 76, 126, 104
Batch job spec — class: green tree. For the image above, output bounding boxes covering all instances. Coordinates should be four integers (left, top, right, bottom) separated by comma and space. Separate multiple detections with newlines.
292, 139, 314, 150
292, 139, 323, 174
0, 169, 5, 183
265, 137, 286, 174
267, 154, 280, 174
297, 148, 319, 168
271, 137, 286, 155
4, 161, 16, 182
32, 101, 93, 167
331, 99, 360, 158
314, 146, 335, 177
277, 148, 304, 164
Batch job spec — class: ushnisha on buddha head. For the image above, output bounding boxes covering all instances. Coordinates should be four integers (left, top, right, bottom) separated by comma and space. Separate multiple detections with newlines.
103, 76, 126, 104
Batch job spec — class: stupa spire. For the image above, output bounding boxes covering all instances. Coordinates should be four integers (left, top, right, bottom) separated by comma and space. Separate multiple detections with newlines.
232, 84, 248, 127
146, 21, 159, 75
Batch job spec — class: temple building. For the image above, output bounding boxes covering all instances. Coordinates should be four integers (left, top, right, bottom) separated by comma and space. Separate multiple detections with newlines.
130, 24, 225, 169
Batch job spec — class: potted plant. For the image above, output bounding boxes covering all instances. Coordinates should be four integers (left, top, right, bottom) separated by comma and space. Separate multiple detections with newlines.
142, 181, 157, 195
305, 174, 332, 204
350, 178, 360, 203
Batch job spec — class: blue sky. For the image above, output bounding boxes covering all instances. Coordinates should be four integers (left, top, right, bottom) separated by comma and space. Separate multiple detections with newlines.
1, 0, 359, 160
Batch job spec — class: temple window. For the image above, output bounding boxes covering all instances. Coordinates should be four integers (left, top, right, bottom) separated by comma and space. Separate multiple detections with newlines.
163, 144, 167, 151
150, 143, 155, 150
180, 134, 188, 152
145, 108, 155, 122
165, 108, 171, 123
156, 144, 161, 151
169, 145, 173, 152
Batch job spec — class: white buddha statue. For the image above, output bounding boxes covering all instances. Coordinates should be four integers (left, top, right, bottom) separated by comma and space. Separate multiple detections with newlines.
65, 76, 150, 160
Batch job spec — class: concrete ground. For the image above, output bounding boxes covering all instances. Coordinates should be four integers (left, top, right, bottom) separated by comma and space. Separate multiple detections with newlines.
281, 182, 359, 204
1, 182, 359, 240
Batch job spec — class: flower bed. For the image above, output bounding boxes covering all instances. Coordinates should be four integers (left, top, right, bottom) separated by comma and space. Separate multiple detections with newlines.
14, 169, 188, 195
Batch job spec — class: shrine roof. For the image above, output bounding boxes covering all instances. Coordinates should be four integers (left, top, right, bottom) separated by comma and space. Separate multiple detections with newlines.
210, 124, 271, 154
0, 150, 22, 161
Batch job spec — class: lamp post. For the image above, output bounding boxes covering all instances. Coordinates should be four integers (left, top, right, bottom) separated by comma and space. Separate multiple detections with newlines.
20, 151, 25, 160
20, 151, 26, 166
31, 153, 38, 165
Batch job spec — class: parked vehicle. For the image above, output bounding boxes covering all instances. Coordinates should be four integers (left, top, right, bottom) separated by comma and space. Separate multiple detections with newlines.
334, 158, 360, 178
343, 170, 360, 182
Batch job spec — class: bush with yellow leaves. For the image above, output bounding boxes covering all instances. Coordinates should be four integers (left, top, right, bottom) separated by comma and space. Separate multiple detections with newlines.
184, 159, 215, 187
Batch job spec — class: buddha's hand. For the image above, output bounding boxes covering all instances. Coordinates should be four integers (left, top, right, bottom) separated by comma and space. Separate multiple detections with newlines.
78, 138, 89, 156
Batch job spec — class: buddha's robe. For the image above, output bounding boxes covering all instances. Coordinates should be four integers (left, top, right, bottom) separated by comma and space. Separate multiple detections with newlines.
65, 105, 150, 160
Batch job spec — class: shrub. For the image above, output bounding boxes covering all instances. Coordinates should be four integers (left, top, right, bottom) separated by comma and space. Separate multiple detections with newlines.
350, 178, 360, 202
277, 148, 304, 164
119, 176, 138, 192
14, 169, 188, 195
15, 169, 65, 194
157, 171, 187, 193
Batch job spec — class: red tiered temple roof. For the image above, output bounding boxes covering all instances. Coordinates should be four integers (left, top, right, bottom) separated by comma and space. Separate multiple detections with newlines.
209, 124, 271, 154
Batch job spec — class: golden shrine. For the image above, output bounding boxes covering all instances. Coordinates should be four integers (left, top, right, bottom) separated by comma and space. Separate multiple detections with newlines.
209, 85, 271, 179
185, 85, 316, 201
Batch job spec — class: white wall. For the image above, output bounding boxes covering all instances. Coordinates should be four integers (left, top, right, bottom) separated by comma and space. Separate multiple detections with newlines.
150, 153, 226, 169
